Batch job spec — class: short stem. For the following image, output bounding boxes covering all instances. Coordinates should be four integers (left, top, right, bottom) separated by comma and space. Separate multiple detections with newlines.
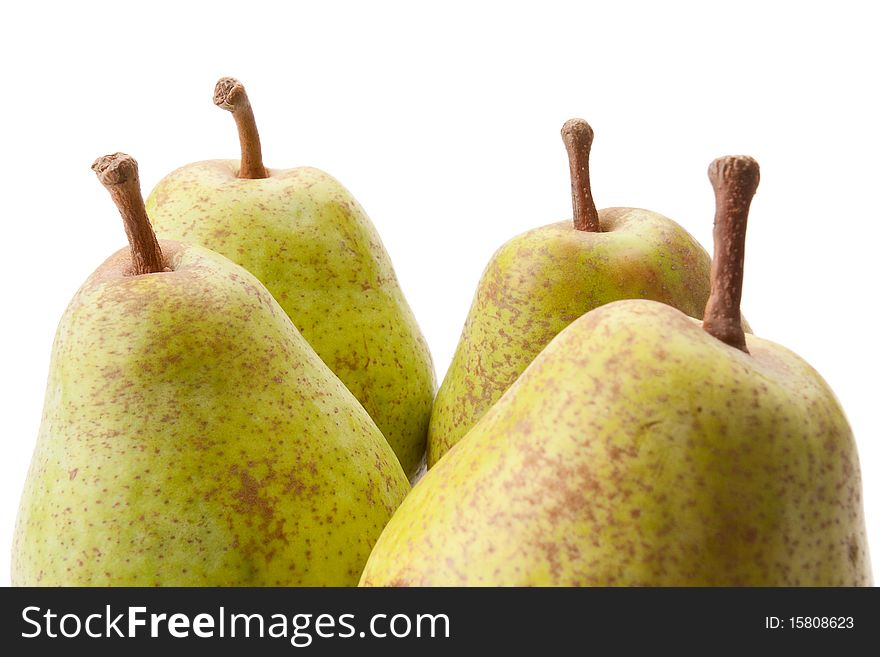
560, 118, 600, 232
214, 77, 268, 179
92, 153, 166, 275
702, 155, 760, 353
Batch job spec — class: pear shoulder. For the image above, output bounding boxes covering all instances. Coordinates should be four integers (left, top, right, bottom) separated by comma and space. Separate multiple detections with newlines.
146, 161, 395, 277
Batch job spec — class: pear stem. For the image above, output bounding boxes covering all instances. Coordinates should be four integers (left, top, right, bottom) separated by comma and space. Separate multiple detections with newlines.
561, 118, 600, 232
703, 155, 760, 353
92, 153, 166, 276
214, 77, 268, 180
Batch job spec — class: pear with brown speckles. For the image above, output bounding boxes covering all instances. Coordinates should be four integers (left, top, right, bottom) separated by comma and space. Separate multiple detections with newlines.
360, 156, 871, 586
145, 78, 434, 480
12, 154, 410, 586
428, 119, 748, 467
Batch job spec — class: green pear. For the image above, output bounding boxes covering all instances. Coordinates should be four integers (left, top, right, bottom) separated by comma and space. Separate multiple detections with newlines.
12, 154, 410, 586
145, 78, 435, 480
428, 119, 744, 466
360, 156, 871, 586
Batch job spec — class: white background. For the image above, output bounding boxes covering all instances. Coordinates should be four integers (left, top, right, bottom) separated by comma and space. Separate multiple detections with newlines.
1, 1, 877, 583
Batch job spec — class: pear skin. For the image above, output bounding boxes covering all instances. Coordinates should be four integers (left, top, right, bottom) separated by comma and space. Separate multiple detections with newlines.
13, 241, 410, 586
146, 79, 435, 480
362, 300, 870, 586
12, 155, 410, 586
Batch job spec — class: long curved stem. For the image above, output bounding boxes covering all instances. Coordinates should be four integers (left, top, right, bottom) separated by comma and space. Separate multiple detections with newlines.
703, 155, 760, 352
560, 118, 600, 232
214, 77, 269, 179
92, 153, 166, 275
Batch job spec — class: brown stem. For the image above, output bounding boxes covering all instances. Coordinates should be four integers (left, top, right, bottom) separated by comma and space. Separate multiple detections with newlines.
214, 77, 268, 179
560, 118, 599, 232
92, 153, 166, 276
702, 155, 760, 353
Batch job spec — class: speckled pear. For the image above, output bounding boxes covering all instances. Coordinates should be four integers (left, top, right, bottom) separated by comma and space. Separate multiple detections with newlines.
145, 78, 435, 480
428, 119, 744, 466
12, 154, 410, 586
360, 156, 871, 586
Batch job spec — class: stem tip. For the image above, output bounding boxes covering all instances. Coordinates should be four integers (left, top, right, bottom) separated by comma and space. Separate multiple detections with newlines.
561, 118, 594, 148
91, 152, 138, 186
708, 155, 760, 200
213, 77, 247, 112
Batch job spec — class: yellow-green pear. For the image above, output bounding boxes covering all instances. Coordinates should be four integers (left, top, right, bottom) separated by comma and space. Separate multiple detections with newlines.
428, 119, 745, 467
12, 154, 410, 586
145, 78, 435, 480
360, 156, 871, 586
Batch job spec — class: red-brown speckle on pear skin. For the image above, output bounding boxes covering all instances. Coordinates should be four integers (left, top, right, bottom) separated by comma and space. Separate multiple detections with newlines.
11, 240, 410, 586
362, 300, 870, 587
428, 206, 754, 467
145, 161, 436, 481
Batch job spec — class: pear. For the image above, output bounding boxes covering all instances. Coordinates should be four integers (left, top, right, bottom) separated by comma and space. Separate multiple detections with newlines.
428, 119, 743, 467
145, 78, 435, 480
360, 156, 871, 586
12, 154, 409, 586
